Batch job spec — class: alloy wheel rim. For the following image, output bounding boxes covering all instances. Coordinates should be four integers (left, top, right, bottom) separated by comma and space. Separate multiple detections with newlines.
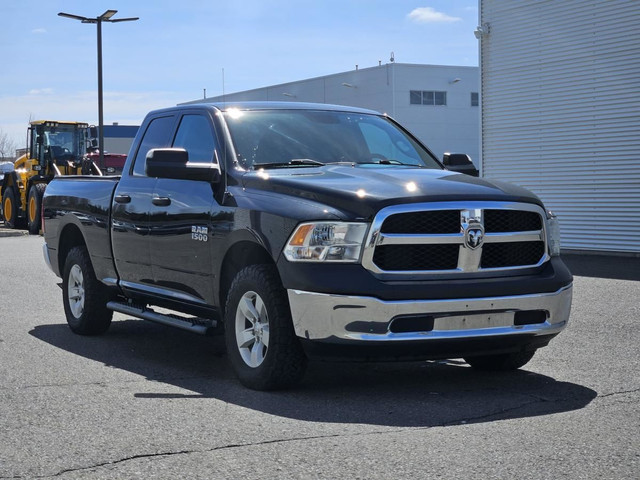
67, 264, 85, 318
235, 290, 270, 368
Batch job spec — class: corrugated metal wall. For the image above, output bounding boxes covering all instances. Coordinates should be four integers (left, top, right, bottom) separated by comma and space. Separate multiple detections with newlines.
480, 0, 640, 253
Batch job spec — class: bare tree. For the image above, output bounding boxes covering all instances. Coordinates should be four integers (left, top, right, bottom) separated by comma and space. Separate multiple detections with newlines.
0, 128, 17, 162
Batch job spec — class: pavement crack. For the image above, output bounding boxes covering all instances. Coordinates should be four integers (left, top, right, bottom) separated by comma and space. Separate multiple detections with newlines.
597, 387, 640, 398
28, 450, 196, 479
23, 435, 346, 479
441, 398, 542, 426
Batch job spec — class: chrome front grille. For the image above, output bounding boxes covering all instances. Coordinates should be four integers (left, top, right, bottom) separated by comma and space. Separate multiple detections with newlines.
380, 210, 460, 234
373, 243, 460, 271
484, 209, 542, 232
361, 201, 549, 275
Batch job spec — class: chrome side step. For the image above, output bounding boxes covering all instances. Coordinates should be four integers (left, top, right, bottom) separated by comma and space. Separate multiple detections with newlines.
107, 301, 216, 335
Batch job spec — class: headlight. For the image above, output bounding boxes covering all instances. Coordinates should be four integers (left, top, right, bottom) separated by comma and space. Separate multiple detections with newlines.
547, 212, 561, 257
284, 222, 369, 262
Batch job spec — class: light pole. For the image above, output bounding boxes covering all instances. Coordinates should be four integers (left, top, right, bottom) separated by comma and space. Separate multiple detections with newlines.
58, 10, 138, 170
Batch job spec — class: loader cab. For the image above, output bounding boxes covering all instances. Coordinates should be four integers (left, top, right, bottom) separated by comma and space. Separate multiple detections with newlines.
28, 121, 89, 175
1, 120, 95, 232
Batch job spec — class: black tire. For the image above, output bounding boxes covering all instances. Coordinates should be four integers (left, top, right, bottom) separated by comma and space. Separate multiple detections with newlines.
465, 350, 536, 371
2, 186, 18, 228
62, 246, 113, 335
27, 183, 46, 234
224, 264, 307, 390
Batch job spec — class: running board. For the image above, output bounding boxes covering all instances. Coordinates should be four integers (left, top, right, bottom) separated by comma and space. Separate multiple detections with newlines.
107, 301, 215, 335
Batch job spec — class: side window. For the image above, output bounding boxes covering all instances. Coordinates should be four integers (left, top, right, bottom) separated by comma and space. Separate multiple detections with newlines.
132, 116, 175, 176
172, 114, 216, 163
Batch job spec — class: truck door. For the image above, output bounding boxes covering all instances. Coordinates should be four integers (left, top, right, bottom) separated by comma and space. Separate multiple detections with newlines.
111, 114, 176, 293
148, 113, 218, 306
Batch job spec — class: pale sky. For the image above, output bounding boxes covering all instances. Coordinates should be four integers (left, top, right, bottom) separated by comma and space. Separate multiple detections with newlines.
0, 1, 479, 147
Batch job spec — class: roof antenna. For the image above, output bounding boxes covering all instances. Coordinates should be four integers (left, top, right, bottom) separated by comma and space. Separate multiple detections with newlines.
390, 52, 395, 63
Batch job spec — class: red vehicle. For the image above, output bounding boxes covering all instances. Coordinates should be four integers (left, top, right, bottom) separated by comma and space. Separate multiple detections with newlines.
86, 150, 127, 175
85, 127, 127, 175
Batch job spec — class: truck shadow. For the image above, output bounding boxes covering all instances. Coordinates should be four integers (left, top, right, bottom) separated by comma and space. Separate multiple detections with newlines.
30, 320, 597, 428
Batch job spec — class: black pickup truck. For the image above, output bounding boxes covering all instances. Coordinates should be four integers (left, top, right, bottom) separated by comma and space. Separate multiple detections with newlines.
42, 102, 573, 390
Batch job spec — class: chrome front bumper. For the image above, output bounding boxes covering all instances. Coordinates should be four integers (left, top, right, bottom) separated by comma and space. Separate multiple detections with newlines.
287, 284, 572, 343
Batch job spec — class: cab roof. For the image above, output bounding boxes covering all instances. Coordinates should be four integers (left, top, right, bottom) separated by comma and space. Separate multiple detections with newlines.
30, 120, 89, 127
152, 101, 382, 117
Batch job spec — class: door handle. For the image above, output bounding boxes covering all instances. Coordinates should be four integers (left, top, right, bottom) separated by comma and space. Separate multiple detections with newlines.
114, 194, 131, 204
152, 196, 171, 206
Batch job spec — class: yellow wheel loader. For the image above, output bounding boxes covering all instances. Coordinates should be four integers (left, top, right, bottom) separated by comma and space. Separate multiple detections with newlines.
1, 120, 102, 234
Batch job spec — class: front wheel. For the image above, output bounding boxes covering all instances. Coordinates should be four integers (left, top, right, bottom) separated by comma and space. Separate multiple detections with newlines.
2, 186, 18, 228
224, 264, 307, 390
27, 183, 46, 234
62, 246, 113, 335
465, 350, 536, 371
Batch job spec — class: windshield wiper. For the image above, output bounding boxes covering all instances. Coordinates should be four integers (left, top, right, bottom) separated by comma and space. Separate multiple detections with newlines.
253, 159, 325, 169
358, 159, 418, 166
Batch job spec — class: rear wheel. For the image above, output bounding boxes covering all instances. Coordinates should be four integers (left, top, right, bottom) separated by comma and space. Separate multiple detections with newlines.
62, 246, 113, 335
2, 186, 18, 228
27, 183, 46, 234
224, 264, 307, 390
465, 350, 536, 371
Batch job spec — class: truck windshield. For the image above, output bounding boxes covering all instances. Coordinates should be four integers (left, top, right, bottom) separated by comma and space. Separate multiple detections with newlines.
223, 109, 443, 170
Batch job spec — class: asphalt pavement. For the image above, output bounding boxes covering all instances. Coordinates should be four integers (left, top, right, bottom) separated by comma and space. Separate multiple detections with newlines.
0, 235, 638, 479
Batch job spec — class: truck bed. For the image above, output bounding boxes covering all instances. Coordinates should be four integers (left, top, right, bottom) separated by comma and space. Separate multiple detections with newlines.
43, 175, 120, 280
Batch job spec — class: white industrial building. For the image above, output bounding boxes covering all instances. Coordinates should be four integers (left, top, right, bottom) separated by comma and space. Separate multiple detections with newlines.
102, 124, 139, 155
185, 63, 480, 164
478, 0, 640, 254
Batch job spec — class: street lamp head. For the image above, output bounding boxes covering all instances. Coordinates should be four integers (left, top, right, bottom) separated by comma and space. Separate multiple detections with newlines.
109, 17, 140, 23
59, 10, 138, 24
58, 12, 89, 21
100, 10, 118, 20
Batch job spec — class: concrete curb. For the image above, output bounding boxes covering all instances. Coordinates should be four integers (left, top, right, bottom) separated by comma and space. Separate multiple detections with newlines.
0, 222, 29, 238
0, 230, 29, 237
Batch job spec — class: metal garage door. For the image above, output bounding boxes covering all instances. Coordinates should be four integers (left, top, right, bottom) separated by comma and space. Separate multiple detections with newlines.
480, 0, 640, 253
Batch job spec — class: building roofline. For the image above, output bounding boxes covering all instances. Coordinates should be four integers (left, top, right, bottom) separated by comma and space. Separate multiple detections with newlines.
182, 62, 478, 104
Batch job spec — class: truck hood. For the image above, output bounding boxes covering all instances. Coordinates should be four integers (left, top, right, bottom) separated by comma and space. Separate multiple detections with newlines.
240, 165, 543, 220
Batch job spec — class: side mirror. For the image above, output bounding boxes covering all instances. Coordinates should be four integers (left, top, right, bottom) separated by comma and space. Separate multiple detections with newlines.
145, 148, 221, 183
89, 126, 98, 139
442, 153, 479, 177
